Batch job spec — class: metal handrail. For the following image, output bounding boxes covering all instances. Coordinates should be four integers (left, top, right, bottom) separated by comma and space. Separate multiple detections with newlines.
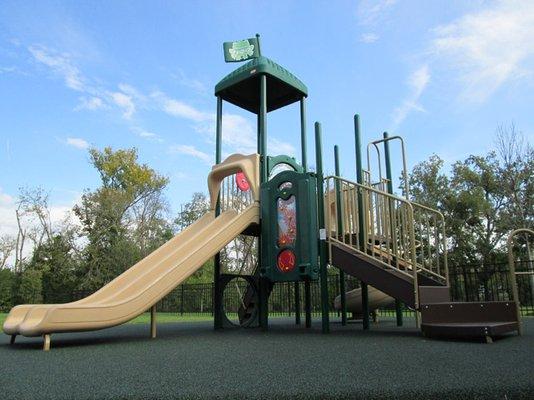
324, 175, 421, 325
220, 173, 254, 214
411, 202, 449, 286
366, 135, 410, 198
507, 228, 534, 336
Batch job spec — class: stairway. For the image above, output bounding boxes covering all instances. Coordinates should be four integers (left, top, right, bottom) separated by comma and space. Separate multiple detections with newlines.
331, 241, 520, 340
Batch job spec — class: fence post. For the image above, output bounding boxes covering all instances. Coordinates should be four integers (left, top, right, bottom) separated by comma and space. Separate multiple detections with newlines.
294, 282, 301, 325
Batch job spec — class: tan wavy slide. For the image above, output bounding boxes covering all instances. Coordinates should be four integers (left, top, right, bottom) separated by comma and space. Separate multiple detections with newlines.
3, 204, 259, 340
334, 286, 394, 316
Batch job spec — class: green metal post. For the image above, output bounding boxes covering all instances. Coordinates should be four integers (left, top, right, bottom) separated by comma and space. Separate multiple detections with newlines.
334, 145, 347, 326
258, 73, 269, 331
383, 131, 404, 327
295, 278, 303, 325
214, 96, 223, 329
305, 280, 312, 328
300, 97, 312, 327
315, 122, 330, 333
354, 115, 369, 330
260, 75, 268, 182
300, 98, 307, 170
255, 33, 262, 56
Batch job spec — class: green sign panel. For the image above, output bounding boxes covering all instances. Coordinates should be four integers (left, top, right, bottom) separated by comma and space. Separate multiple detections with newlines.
260, 171, 319, 283
223, 38, 260, 62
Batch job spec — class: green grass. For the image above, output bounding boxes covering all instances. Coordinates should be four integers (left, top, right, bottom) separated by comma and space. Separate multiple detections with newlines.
1, 310, 532, 328
129, 313, 212, 324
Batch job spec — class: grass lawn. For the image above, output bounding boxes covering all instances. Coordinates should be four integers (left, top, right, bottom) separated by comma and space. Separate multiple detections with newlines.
2, 310, 532, 327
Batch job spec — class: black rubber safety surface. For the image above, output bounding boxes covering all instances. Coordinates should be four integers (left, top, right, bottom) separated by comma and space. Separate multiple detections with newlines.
1, 317, 533, 399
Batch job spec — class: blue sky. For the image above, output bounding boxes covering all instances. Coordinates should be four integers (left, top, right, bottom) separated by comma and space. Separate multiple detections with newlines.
1, 0, 533, 235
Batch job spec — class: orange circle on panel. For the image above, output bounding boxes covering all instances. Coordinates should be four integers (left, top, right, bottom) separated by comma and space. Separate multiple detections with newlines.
277, 249, 296, 273
236, 172, 250, 191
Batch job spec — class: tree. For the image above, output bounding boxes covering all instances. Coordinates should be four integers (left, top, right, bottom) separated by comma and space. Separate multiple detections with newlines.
74, 147, 170, 290
16, 269, 43, 304
174, 192, 214, 283
0, 234, 16, 269
175, 192, 209, 231
0, 268, 14, 311
495, 124, 534, 259
27, 234, 80, 303
13, 187, 54, 272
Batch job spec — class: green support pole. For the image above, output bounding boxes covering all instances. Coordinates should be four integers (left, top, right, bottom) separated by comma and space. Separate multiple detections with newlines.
214, 96, 223, 330
334, 145, 347, 326
300, 98, 307, 170
258, 74, 269, 331
315, 122, 330, 333
295, 281, 302, 324
354, 115, 370, 330
383, 131, 404, 327
305, 280, 312, 328
300, 97, 312, 327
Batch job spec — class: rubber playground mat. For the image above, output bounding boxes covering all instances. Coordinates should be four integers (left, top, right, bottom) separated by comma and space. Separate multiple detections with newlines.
1, 317, 533, 399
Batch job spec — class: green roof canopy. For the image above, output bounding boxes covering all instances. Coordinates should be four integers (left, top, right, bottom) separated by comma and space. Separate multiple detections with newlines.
215, 56, 308, 114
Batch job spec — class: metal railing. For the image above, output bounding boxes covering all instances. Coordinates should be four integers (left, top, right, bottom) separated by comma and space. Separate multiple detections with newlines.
411, 202, 449, 285
324, 175, 449, 319
508, 228, 534, 335
219, 173, 254, 214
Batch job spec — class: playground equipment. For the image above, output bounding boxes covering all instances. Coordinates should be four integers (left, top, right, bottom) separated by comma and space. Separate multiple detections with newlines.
3, 36, 525, 350
4, 155, 261, 349
334, 286, 394, 320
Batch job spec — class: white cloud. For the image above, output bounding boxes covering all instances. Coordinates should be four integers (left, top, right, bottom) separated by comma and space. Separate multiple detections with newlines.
357, 0, 398, 26
169, 144, 212, 164
360, 33, 379, 43
391, 64, 430, 130
153, 91, 295, 157
152, 91, 211, 122
66, 137, 89, 149
431, 1, 534, 102
0, 188, 17, 237
29, 45, 84, 91
76, 96, 104, 111
172, 69, 208, 94
269, 138, 296, 157
130, 127, 163, 143
109, 91, 135, 119
28, 45, 142, 120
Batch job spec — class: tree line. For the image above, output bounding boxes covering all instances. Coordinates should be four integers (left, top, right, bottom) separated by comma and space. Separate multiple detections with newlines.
0, 125, 532, 311
0, 147, 212, 310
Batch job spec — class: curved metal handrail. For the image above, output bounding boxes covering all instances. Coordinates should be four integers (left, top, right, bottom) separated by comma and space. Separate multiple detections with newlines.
507, 228, 534, 335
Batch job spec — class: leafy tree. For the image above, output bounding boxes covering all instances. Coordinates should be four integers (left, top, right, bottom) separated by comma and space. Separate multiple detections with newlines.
407, 127, 532, 268
27, 234, 80, 303
16, 269, 43, 304
74, 147, 170, 290
0, 234, 16, 269
174, 192, 214, 283
175, 192, 209, 231
0, 269, 14, 311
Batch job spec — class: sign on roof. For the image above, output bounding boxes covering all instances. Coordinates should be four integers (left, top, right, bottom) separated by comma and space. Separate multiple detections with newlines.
223, 38, 260, 62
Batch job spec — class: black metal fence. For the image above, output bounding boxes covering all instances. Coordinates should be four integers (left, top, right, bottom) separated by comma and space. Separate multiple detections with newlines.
8, 261, 534, 318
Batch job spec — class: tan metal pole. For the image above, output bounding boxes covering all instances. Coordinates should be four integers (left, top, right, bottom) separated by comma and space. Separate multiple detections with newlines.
507, 228, 534, 336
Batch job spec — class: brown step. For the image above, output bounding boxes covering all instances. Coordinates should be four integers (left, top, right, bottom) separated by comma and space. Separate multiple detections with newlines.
421, 301, 519, 340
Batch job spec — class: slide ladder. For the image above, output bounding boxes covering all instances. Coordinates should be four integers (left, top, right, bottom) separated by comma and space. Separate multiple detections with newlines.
325, 175, 520, 340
